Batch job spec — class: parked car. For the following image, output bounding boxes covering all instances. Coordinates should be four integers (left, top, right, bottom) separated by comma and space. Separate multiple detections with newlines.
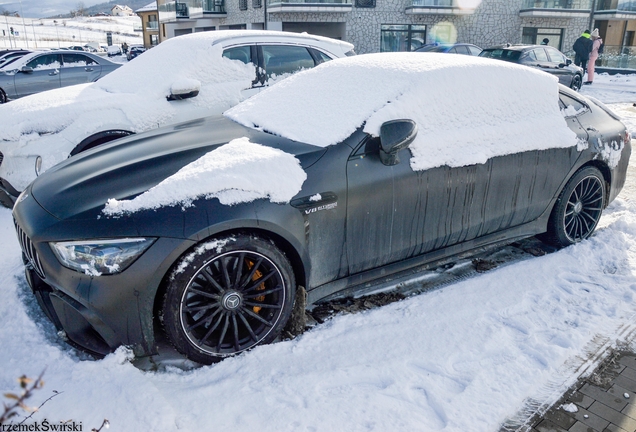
126, 45, 146, 61
480, 44, 584, 91
0, 30, 355, 207
106, 45, 122, 57
415, 43, 482, 56
12, 53, 631, 364
0, 50, 121, 104
0, 50, 30, 69
66, 45, 86, 51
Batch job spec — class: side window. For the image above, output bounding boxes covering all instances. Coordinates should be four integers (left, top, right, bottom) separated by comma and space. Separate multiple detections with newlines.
559, 93, 588, 117
533, 48, 549, 62
447, 47, 458, 53
261, 45, 316, 80
26, 54, 61, 70
454, 45, 470, 55
222, 46, 253, 65
545, 47, 566, 64
62, 54, 95, 67
310, 48, 333, 65
467, 46, 481, 56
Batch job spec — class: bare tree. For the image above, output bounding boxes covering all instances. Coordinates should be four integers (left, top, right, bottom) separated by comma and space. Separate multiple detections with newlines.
76, 2, 86, 16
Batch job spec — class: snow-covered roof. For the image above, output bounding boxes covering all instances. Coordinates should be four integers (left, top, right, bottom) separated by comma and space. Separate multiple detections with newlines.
226, 52, 578, 172
136, 2, 158, 13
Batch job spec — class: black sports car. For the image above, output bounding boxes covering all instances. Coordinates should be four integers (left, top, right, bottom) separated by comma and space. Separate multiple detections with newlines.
480, 44, 585, 91
12, 53, 631, 364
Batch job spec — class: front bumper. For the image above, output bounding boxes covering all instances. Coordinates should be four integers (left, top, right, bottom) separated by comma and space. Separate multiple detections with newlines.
12, 192, 195, 358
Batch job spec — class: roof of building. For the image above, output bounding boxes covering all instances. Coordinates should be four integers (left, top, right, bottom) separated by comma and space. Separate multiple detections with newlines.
136, 2, 157, 12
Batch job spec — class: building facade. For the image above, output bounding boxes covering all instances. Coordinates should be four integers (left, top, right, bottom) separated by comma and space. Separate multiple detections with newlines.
155, 0, 636, 62
137, 2, 161, 47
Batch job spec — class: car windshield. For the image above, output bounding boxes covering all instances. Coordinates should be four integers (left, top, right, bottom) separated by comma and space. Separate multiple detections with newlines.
479, 49, 522, 61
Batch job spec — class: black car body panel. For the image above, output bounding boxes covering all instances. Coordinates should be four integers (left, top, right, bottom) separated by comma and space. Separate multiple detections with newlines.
12, 86, 631, 359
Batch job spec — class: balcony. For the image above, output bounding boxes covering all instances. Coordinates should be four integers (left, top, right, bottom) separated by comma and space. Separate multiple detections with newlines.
267, 0, 352, 13
519, 0, 592, 18
594, 0, 636, 19
405, 0, 477, 15
146, 21, 159, 31
203, 0, 226, 14
157, 0, 203, 22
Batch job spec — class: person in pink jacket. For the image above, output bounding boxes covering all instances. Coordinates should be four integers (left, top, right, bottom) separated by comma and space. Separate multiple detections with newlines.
585, 29, 602, 85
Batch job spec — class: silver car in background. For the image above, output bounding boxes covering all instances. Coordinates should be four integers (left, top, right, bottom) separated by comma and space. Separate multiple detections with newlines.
0, 50, 121, 103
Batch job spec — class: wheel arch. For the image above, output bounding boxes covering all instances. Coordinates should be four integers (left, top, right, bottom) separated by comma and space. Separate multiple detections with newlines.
70, 129, 134, 156
152, 226, 308, 326
581, 159, 612, 208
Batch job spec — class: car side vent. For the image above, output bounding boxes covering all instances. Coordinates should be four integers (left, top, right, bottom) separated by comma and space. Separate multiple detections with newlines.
14, 220, 46, 279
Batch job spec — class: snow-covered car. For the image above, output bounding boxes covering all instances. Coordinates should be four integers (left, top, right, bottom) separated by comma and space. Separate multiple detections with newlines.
0, 50, 121, 104
12, 53, 631, 364
0, 30, 355, 207
106, 45, 122, 57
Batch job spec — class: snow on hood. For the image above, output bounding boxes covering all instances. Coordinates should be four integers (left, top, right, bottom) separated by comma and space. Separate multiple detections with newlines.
102, 137, 307, 215
226, 52, 579, 171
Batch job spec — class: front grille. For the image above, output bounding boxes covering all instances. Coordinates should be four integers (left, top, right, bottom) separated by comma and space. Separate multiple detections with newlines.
14, 220, 46, 279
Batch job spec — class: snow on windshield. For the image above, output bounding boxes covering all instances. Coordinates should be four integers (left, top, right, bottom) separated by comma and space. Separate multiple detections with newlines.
226, 52, 579, 171
102, 137, 307, 216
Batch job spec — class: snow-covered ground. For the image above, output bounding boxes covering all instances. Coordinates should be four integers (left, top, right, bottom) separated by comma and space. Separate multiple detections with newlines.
0, 72, 636, 431
0, 15, 142, 50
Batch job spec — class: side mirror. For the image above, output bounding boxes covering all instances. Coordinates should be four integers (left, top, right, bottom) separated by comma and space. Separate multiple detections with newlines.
566, 58, 572, 65
20, 66, 33, 74
168, 79, 201, 101
379, 119, 418, 166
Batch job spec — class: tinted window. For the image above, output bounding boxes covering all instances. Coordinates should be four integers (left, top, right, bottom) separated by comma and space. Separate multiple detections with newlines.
61, 54, 97, 67
479, 49, 522, 61
262, 45, 315, 79
559, 93, 588, 117
533, 48, 549, 62
467, 46, 482, 55
26, 54, 61, 70
222, 46, 252, 65
454, 45, 469, 55
545, 47, 566, 64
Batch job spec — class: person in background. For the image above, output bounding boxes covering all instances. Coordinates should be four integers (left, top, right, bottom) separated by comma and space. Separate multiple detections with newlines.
573, 30, 592, 72
541, 38, 549, 45
585, 29, 602, 85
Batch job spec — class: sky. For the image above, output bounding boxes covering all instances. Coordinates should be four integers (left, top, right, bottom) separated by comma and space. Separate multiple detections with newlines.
0, 0, 104, 18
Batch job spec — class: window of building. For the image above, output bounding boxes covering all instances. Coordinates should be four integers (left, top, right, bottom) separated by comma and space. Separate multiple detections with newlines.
253, 0, 262, 8
522, 27, 564, 51
381, 25, 426, 52
355, 0, 376, 8
239, 0, 248, 10
150, 35, 159, 46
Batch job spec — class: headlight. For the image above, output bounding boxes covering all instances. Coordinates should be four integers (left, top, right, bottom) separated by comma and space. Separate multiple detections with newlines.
50, 238, 155, 276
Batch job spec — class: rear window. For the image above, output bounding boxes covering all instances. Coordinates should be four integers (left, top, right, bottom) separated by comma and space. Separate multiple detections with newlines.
479, 49, 522, 61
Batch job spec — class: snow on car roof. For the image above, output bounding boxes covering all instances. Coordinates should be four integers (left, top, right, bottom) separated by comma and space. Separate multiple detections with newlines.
226, 52, 579, 172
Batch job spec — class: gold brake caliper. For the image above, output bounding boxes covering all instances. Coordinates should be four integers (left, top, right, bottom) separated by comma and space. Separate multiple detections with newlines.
246, 259, 266, 314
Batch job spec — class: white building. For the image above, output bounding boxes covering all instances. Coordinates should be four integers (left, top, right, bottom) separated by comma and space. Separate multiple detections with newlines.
112, 4, 135, 16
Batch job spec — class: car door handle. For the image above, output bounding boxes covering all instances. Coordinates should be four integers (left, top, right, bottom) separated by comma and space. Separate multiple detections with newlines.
587, 127, 598, 132
85, 67, 94, 72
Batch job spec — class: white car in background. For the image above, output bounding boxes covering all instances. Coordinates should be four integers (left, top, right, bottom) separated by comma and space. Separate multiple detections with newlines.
0, 30, 355, 206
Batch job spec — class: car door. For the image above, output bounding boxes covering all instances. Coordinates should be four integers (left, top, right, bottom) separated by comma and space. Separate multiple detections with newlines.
525, 48, 554, 76
60, 53, 102, 86
345, 135, 493, 274
221, 44, 260, 100
13, 53, 62, 98
545, 47, 573, 86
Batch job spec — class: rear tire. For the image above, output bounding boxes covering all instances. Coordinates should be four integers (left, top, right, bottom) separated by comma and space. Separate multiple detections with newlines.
161, 235, 296, 364
542, 166, 605, 247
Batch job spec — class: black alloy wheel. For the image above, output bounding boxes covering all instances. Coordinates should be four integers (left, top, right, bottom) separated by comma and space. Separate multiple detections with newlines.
162, 235, 295, 364
571, 74, 582, 92
544, 166, 605, 247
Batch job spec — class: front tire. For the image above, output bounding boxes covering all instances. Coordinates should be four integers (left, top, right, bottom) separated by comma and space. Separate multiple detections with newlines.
162, 235, 296, 364
571, 74, 582, 92
543, 166, 605, 247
